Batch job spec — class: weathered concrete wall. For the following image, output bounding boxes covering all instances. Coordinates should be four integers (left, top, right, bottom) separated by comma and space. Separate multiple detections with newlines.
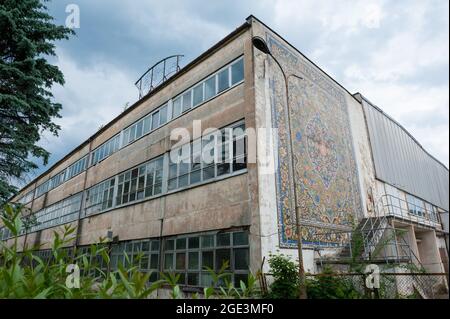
7, 28, 256, 256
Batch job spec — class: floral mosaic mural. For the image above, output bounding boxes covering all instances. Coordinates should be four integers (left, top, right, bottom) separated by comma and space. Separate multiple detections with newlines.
266, 34, 362, 247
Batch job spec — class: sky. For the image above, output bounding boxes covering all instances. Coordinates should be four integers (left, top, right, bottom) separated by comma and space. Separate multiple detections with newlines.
24, 0, 449, 184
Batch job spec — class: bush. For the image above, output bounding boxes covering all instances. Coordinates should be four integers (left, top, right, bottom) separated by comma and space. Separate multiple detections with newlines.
265, 253, 299, 299
305, 267, 363, 299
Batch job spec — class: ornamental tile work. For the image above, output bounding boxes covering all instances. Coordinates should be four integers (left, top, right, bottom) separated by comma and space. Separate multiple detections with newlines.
266, 34, 362, 247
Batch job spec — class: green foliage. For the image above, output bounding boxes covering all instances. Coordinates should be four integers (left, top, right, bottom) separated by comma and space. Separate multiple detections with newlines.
0, 203, 260, 299
0, 203, 164, 298
264, 253, 299, 299
0, 0, 74, 203
305, 267, 364, 299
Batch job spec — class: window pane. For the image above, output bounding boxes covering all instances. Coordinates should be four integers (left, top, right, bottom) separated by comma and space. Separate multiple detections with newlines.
201, 235, 214, 248
204, 76, 215, 100
193, 83, 203, 106
143, 115, 151, 133
188, 237, 199, 249
188, 252, 199, 270
217, 68, 229, 93
150, 254, 158, 269
136, 120, 143, 138
234, 248, 249, 270
173, 97, 182, 117
190, 170, 201, 184
231, 58, 244, 85
217, 233, 230, 246
179, 175, 188, 188
164, 253, 174, 270
202, 251, 214, 269
151, 111, 159, 130
160, 105, 168, 124
215, 249, 231, 270
151, 240, 160, 251
187, 273, 199, 286
233, 231, 249, 246
176, 238, 186, 250
203, 165, 215, 180
182, 91, 192, 112
165, 239, 175, 251
176, 253, 186, 270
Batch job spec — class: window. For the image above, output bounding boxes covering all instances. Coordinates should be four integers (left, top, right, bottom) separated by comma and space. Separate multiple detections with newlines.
231, 58, 244, 85
159, 104, 168, 125
30, 193, 82, 233
91, 135, 120, 165
425, 202, 439, 222
204, 76, 216, 100
110, 239, 160, 282
182, 91, 192, 113
17, 190, 34, 205
193, 83, 204, 107
217, 68, 230, 93
35, 180, 50, 198
143, 115, 151, 134
162, 230, 249, 287
168, 122, 246, 192
151, 111, 159, 130
173, 96, 182, 118
116, 156, 164, 206
85, 178, 115, 216
50, 170, 66, 189
406, 194, 425, 217
67, 156, 88, 179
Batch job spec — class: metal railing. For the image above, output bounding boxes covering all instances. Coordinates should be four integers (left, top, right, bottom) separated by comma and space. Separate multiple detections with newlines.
374, 194, 442, 229
135, 55, 183, 98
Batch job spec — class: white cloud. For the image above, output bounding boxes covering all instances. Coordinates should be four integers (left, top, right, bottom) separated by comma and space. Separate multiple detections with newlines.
32, 49, 138, 179
270, 0, 449, 166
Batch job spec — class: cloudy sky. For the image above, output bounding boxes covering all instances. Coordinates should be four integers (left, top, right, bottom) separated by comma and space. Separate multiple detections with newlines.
27, 0, 449, 182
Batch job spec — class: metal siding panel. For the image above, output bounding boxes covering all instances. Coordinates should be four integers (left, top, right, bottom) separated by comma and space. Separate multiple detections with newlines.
362, 99, 449, 211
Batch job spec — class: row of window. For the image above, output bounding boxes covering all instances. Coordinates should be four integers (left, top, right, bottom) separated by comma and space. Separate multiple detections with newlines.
27, 230, 250, 288
168, 124, 246, 191
83, 121, 246, 218
91, 135, 121, 166
29, 193, 83, 233
0, 122, 248, 239
0, 193, 83, 240
34, 156, 88, 199
406, 194, 439, 221
22, 57, 245, 205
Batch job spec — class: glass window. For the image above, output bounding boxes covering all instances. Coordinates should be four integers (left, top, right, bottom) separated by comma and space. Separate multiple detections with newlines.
204, 76, 216, 100
234, 248, 249, 270
143, 115, 151, 134
233, 231, 249, 246
159, 104, 168, 125
182, 91, 192, 113
217, 68, 229, 93
151, 111, 159, 130
135, 120, 143, 139
217, 233, 230, 247
173, 96, 182, 117
231, 58, 244, 85
193, 83, 204, 106
188, 252, 199, 270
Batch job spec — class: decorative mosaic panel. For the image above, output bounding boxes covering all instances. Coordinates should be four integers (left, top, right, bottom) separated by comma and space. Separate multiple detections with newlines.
266, 34, 362, 247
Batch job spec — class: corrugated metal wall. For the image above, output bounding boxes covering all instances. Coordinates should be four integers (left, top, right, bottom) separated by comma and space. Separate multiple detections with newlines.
360, 96, 449, 211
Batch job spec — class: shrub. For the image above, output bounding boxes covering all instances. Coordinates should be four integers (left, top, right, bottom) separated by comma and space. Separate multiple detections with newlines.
265, 253, 299, 299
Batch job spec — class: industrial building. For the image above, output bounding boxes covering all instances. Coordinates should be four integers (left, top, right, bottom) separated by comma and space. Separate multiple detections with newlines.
1, 16, 448, 290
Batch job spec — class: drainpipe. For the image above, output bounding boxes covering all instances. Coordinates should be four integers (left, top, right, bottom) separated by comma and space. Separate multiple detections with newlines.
73, 137, 94, 253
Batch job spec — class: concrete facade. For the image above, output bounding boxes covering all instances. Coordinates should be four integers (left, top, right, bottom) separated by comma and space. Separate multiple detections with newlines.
2, 16, 448, 284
